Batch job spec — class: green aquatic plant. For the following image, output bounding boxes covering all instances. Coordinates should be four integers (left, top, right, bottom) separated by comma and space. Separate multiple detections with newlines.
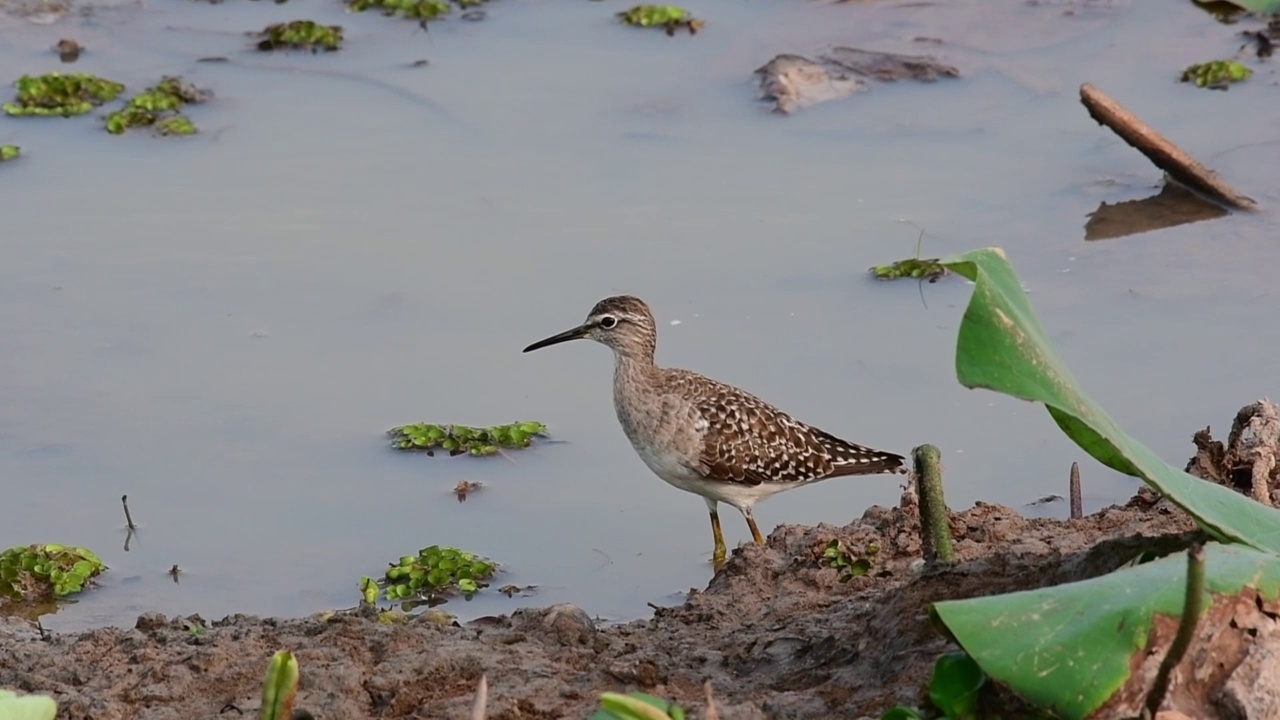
869, 257, 947, 282
3, 72, 124, 117
913, 248, 1280, 718
1180, 59, 1252, 89
360, 545, 498, 605
256, 20, 344, 52
105, 76, 208, 136
348, 0, 451, 21
0, 145, 18, 162
617, 5, 703, 34
0, 544, 106, 600
0, 689, 57, 720
387, 420, 547, 456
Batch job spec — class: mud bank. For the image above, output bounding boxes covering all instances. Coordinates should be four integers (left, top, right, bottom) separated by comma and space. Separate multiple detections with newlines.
0, 492, 1199, 720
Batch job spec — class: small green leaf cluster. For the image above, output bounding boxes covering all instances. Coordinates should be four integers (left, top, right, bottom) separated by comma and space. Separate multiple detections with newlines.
360, 545, 497, 604
821, 539, 875, 583
590, 692, 686, 720
0, 544, 106, 600
387, 420, 547, 456
348, 0, 452, 21
617, 5, 703, 34
1180, 59, 1252, 89
256, 20, 344, 52
105, 77, 208, 136
3, 72, 124, 117
0, 145, 18, 161
880, 653, 986, 720
869, 257, 947, 282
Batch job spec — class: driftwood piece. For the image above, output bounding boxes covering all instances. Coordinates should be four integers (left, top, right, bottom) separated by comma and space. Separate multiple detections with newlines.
1079, 83, 1257, 211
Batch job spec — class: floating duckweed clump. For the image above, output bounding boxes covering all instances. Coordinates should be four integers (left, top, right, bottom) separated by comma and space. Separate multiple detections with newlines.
0, 544, 106, 601
360, 545, 497, 605
3, 72, 124, 117
1180, 59, 1252, 89
348, 0, 451, 21
256, 20, 344, 52
0, 145, 18, 162
105, 76, 209, 136
869, 257, 947, 282
618, 4, 703, 34
387, 420, 547, 456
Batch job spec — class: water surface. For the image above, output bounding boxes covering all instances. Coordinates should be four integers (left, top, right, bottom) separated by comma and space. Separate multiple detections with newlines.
1, 0, 1277, 630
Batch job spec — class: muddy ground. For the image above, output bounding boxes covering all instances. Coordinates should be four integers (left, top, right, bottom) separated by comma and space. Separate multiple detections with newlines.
0, 488, 1202, 720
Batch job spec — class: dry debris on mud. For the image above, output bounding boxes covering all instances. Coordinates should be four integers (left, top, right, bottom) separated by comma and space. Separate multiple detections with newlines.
0, 489, 1201, 720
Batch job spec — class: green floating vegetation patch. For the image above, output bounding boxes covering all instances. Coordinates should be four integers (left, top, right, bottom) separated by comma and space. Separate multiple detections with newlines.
105, 76, 210, 136
348, 0, 452, 21
1180, 59, 1252, 89
869, 257, 948, 282
256, 20, 344, 52
3, 72, 124, 117
0, 544, 106, 601
360, 545, 497, 605
387, 420, 547, 456
617, 4, 704, 34
0, 145, 18, 162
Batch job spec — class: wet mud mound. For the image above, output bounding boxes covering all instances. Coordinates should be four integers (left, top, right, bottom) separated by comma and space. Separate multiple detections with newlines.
0, 497, 1198, 719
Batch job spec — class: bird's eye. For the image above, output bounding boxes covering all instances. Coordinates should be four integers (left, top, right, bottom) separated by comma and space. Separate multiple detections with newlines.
599, 315, 618, 329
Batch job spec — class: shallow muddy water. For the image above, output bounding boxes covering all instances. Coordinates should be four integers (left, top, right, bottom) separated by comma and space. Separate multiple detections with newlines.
1, 0, 1276, 631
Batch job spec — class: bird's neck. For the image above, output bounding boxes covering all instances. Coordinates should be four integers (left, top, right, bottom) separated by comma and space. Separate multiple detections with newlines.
612, 352, 658, 391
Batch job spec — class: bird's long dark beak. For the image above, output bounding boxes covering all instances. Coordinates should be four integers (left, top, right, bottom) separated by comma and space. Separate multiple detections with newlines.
523, 324, 589, 353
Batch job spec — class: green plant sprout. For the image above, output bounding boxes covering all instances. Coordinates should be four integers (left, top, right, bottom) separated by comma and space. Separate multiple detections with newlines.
0, 689, 57, 720
0, 544, 106, 600
3, 72, 124, 117
387, 420, 547, 456
590, 692, 686, 720
1180, 59, 1251, 89
347, 0, 452, 21
821, 539, 875, 582
105, 76, 208, 136
259, 650, 299, 720
256, 20, 344, 52
617, 5, 704, 35
360, 545, 498, 606
879, 653, 985, 719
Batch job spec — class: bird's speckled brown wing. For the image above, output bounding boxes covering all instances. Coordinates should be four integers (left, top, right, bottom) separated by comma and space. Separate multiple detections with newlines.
658, 369, 905, 486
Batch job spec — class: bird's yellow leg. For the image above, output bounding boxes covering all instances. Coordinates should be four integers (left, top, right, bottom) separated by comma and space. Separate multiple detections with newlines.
744, 509, 765, 545
710, 509, 727, 567
706, 498, 727, 568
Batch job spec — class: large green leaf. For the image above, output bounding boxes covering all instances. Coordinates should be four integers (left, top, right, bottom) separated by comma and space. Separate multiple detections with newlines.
932, 542, 1280, 719
939, 248, 1280, 553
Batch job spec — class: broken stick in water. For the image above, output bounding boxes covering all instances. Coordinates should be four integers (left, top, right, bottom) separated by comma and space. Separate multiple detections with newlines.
1079, 83, 1256, 211
122, 494, 136, 530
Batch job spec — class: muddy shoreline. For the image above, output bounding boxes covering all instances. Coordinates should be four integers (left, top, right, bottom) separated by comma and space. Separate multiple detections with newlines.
0, 492, 1199, 719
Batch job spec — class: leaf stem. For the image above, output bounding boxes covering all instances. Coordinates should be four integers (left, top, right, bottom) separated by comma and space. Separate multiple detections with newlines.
1143, 542, 1206, 718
